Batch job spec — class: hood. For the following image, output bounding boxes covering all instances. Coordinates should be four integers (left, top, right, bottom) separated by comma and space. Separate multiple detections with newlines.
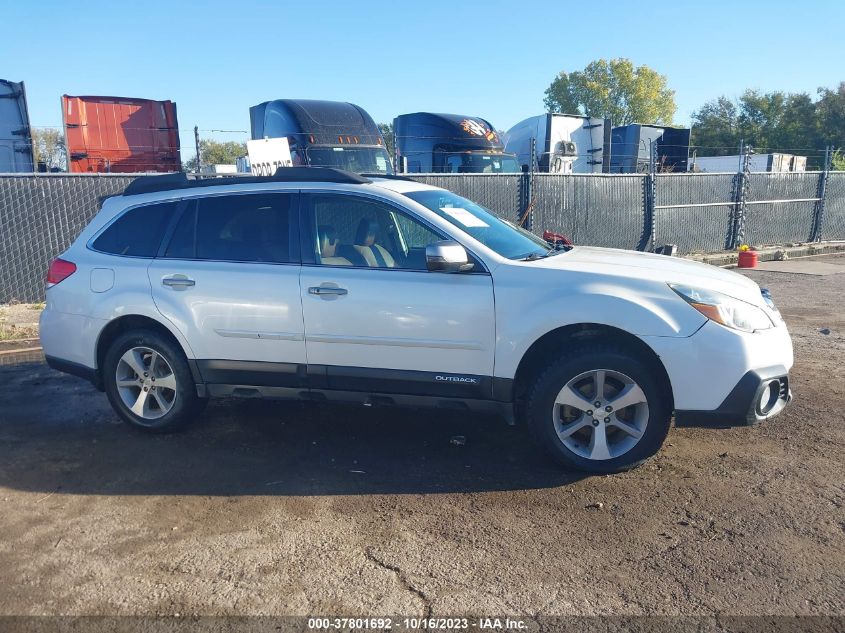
526, 246, 765, 306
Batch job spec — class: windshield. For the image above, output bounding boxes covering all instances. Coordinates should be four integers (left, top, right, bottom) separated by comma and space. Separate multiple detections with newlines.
442, 153, 520, 174
305, 146, 393, 175
404, 190, 551, 260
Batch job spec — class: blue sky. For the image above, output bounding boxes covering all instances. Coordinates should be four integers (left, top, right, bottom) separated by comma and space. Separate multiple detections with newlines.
3, 0, 842, 154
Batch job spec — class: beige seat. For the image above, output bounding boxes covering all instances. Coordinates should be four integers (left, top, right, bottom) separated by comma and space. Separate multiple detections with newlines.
317, 225, 352, 266
352, 219, 396, 267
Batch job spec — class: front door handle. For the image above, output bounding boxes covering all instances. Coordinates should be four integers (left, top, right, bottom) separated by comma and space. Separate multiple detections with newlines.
308, 286, 348, 296
162, 275, 196, 288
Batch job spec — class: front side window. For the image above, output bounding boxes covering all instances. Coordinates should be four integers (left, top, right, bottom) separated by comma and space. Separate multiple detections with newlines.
306, 194, 444, 271
404, 189, 550, 260
163, 193, 294, 263
93, 201, 177, 257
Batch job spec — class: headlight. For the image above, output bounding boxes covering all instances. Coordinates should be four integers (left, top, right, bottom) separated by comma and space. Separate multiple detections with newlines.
669, 284, 774, 333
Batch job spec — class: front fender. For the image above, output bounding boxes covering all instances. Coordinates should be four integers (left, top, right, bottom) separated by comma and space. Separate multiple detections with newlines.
493, 270, 706, 379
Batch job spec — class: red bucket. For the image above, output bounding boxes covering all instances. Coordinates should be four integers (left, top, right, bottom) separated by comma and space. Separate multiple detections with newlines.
737, 250, 758, 268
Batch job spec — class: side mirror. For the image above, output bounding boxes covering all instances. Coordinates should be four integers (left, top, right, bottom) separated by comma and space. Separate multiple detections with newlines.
426, 241, 474, 273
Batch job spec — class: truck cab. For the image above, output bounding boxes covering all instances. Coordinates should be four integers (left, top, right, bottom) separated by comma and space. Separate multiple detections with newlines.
249, 99, 393, 175
394, 112, 519, 174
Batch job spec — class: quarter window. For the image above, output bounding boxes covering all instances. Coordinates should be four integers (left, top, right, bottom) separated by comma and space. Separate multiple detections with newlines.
93, 202, 176, 257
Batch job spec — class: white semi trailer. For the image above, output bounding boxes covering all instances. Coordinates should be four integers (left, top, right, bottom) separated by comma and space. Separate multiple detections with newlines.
504, 113, 610, 173
690, 153, 807, 173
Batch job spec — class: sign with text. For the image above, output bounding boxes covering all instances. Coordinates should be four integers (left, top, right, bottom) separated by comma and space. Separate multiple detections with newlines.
247, 138, 293, 176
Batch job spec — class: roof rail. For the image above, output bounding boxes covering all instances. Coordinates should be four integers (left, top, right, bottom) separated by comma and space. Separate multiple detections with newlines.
360, 173, 415, 181
122, 167, 371, 196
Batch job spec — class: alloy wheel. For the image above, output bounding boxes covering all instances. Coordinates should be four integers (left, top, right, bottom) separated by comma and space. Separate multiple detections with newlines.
552, 369, 649, 460
115, 346, 177, 421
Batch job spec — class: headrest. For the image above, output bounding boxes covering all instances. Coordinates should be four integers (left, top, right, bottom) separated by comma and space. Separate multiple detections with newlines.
355, 218, 379, 245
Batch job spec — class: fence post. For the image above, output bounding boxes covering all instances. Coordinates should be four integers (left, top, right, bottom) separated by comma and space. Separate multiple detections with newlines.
638, 139, 657, 252
648, 140, 657, 251
731, 145, 753, 249
518, 137, 535, 230
811, 145, 831, 242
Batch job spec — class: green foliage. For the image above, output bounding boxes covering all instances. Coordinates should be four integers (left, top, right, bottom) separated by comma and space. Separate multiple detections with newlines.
816, 83, 845, 148
183, 139, 247, 172
543, 58, 676, 125
377, 122, 394, 158
31, 128, 67, 171
691, 83, 845, 167
831, 150, 845, 172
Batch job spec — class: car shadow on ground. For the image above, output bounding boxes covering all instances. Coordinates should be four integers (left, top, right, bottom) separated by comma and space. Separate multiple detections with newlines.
0, 362, 585, 496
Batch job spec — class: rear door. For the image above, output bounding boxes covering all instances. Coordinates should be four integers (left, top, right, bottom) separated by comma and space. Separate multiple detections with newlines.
299, 192, 496, 399
149, 190, 306, 387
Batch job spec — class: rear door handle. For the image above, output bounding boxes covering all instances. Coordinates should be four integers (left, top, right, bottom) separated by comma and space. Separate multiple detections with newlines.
162, 275, 196, 288
308, 286, 347, 296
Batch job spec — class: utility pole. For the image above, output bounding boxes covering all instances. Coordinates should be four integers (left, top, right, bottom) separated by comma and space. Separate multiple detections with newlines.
194, 126, 202, 173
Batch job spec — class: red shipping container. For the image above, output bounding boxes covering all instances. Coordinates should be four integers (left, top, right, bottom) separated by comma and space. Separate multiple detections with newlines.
62, 95, 181, 173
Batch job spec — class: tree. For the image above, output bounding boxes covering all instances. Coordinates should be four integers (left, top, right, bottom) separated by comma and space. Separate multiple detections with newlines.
377, 122, 394, 159
816, 83, 845, 151
31, 128, 67, 171
692, 89, 822, 158
183, 139, 247, 172
543, 58, 676, 125
690, 96, 739, 156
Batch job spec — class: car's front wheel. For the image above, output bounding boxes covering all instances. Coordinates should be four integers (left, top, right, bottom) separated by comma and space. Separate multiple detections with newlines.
525, 345, 671, 473
103, 329, 200, 433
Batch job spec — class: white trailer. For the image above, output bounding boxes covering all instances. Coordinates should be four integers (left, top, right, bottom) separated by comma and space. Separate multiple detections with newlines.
504, 113, 610, 173
690, 153, 807, 173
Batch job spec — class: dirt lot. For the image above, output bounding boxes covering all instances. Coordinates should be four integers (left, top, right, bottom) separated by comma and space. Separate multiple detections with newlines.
0, 255, 843, 619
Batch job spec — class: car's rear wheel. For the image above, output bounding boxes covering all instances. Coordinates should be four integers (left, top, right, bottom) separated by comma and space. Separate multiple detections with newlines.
103, 329, 199, 433
525, 345, 671, 473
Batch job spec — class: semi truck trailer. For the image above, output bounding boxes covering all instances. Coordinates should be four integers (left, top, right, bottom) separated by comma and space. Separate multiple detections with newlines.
0, 79, 34, 173
504, 113, 610, 173
61, 95, 181, 173
610, 124, 690, 173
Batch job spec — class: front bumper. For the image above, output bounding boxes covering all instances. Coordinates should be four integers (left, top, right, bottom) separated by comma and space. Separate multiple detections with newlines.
675, 365, 792, 426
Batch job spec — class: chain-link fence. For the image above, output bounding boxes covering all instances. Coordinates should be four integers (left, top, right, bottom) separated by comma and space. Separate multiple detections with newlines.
2, 170, 845, 303
653, 173, 737, 253
0, 174, 135, 303
532, 174, 647, 250
743, 172, 822, 246
404, 173, 521, 220
823, 172, 845, 241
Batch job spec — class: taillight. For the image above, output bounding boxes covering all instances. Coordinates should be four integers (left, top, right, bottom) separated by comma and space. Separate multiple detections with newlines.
47, 258, 77, 287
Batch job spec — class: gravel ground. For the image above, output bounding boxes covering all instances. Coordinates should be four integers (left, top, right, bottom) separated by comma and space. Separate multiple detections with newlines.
0, 255, 842, 619
0, 303, 41, 341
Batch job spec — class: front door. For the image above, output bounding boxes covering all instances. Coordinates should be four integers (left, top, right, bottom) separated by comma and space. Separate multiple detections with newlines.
148, 190, 306, 387
299, 192, 496, 399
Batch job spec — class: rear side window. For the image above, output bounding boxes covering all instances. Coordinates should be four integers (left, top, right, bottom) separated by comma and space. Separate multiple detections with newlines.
163, 193, 294, 264
92, 202, 175, 257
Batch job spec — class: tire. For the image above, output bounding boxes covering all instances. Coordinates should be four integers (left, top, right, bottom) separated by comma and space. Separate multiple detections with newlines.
524, 343, 671, 473
103, 329, 200, 433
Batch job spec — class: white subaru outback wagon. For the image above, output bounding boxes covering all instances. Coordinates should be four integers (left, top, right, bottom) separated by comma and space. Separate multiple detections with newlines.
40, 167, 793, 473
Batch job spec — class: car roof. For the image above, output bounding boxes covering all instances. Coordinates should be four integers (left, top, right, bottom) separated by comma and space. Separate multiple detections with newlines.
118, 168, 438, 201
